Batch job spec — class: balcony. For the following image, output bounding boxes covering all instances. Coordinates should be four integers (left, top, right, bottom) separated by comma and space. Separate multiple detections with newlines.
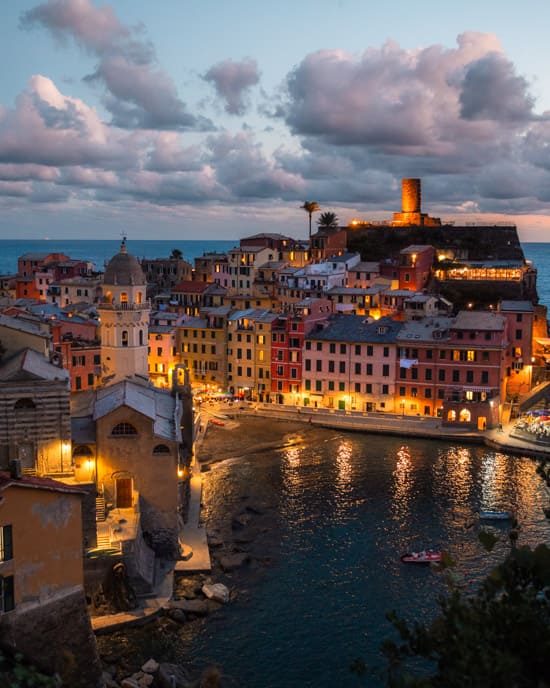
98, 300, 151, 311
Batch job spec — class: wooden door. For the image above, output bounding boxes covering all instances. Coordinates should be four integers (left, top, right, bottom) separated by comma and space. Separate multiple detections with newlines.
116, 478, 133, 508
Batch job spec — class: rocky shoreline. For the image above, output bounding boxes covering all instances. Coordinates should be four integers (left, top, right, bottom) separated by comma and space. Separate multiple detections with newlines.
96, 417, 303, 687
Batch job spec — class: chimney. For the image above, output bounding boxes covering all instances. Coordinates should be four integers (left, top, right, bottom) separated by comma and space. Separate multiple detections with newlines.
9, 459, 22, 480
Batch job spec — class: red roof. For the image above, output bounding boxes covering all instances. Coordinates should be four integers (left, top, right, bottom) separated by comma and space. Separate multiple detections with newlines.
0, 471, 85, 495
172, 280, 209, 293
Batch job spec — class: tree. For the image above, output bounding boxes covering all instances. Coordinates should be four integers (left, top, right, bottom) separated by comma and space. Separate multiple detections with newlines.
301, 201, 320, 239
170, 248, 183, 260
380, 543, 550, 687
317, 211, 339, 228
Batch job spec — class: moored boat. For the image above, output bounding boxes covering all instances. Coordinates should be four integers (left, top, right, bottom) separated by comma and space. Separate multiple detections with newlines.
479, 510, 512, 521
400, 550, 442, 564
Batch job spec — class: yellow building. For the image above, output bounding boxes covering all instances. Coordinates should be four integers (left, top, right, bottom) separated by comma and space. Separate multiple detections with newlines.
176, 310, 229, 392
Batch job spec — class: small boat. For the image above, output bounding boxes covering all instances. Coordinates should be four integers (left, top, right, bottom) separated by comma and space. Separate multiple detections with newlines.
400, 550, 442, 564
479, 510, 512, 521
210, 419, 225, 427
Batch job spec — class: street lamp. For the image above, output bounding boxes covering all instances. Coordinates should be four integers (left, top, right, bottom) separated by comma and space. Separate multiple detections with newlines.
401, 399, 405, 417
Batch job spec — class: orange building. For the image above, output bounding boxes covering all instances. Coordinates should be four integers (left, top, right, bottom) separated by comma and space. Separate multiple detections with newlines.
0, 467, 102, 686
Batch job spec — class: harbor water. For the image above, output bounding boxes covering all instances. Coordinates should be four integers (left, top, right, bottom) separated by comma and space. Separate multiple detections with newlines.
187, 423, 550, 687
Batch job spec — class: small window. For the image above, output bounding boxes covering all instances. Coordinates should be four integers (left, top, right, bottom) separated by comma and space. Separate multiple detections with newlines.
0, 575, 15, 613
153, 444, 171, 455
111, 422, 138, 436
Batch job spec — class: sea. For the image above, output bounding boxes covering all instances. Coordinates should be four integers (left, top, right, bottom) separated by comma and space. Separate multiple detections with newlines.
2, 238, 550, 686
0, 239, 236, 276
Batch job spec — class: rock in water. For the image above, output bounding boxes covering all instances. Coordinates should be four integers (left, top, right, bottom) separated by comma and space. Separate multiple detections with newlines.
202, 583, 230, 604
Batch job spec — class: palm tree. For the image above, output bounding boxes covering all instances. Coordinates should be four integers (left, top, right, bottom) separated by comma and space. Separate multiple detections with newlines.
301, 201, 320, 239
317, 211, 339, 229
170, 248, 183, 260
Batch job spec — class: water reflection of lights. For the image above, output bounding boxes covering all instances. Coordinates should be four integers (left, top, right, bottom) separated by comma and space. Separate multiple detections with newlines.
391, 445, 413, 518
447, 447, 472, 499
281, 446, 303, 497
285, 446, 301, 469
335, 440, 353, 495
480, 452, 508, 508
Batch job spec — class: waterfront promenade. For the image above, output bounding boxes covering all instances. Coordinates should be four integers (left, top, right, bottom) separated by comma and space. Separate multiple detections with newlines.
230, 401, 550, 460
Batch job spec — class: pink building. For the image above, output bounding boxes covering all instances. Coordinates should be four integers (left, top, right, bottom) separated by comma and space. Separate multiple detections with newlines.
302, 314, 402, 411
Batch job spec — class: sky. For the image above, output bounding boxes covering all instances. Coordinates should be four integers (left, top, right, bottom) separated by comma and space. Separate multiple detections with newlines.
2, 1, 550, 241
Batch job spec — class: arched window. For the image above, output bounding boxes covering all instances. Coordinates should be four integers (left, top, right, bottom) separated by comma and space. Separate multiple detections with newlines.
111, 422, 138, 436
121, 292, 128, 304
14, 398, 36, 410
122, 330, 129, 347
153, 444, 170, 455
136, 291, 142, 304
447, 410, 456, 422
459, 408, 471, 423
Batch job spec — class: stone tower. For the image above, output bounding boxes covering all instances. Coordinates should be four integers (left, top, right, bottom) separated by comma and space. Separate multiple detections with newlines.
401, 178, 421, 214
98, 238, 150, 384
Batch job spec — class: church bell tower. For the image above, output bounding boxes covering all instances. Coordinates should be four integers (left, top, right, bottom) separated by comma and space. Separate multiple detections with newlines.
98, 238, 150, 384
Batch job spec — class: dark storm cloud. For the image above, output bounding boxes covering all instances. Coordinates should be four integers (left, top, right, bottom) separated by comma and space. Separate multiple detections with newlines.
459, 52, 534, 122
21, 0, 212, 131
203, 59, 260, 115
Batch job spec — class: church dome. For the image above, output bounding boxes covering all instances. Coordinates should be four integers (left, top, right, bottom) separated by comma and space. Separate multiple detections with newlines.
103, 239, 145, 286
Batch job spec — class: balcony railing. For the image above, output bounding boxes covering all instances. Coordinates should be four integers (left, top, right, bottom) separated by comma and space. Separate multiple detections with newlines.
98, 300, 151, 311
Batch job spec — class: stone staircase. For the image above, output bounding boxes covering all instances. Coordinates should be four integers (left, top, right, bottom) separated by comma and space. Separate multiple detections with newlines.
96, 523, 111, 549
96, 495, 106, 522
519, 381, 550, 412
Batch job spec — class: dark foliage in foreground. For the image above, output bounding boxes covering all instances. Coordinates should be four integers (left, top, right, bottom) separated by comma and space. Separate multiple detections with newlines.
381, 544, 550, 687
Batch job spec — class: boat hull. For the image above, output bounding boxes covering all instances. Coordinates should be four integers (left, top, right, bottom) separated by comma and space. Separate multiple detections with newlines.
400, 551, 442, 564
479, 511, 512, 521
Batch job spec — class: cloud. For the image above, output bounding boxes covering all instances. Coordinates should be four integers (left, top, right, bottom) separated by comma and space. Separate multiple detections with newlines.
207, 131, 304, 199
0, 75, 137, 167
6, 22, 550, 234
280, 32, 536, 171
21, 0, 211, 131
459, 52, 534, 122
203, 59, 260, 115
145, 132, 203, 172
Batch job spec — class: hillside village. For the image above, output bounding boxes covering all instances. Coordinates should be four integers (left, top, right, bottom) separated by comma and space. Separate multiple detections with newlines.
0, 178, 549, 686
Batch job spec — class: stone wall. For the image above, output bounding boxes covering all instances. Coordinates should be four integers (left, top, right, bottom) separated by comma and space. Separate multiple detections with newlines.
0, 588, 104, 688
